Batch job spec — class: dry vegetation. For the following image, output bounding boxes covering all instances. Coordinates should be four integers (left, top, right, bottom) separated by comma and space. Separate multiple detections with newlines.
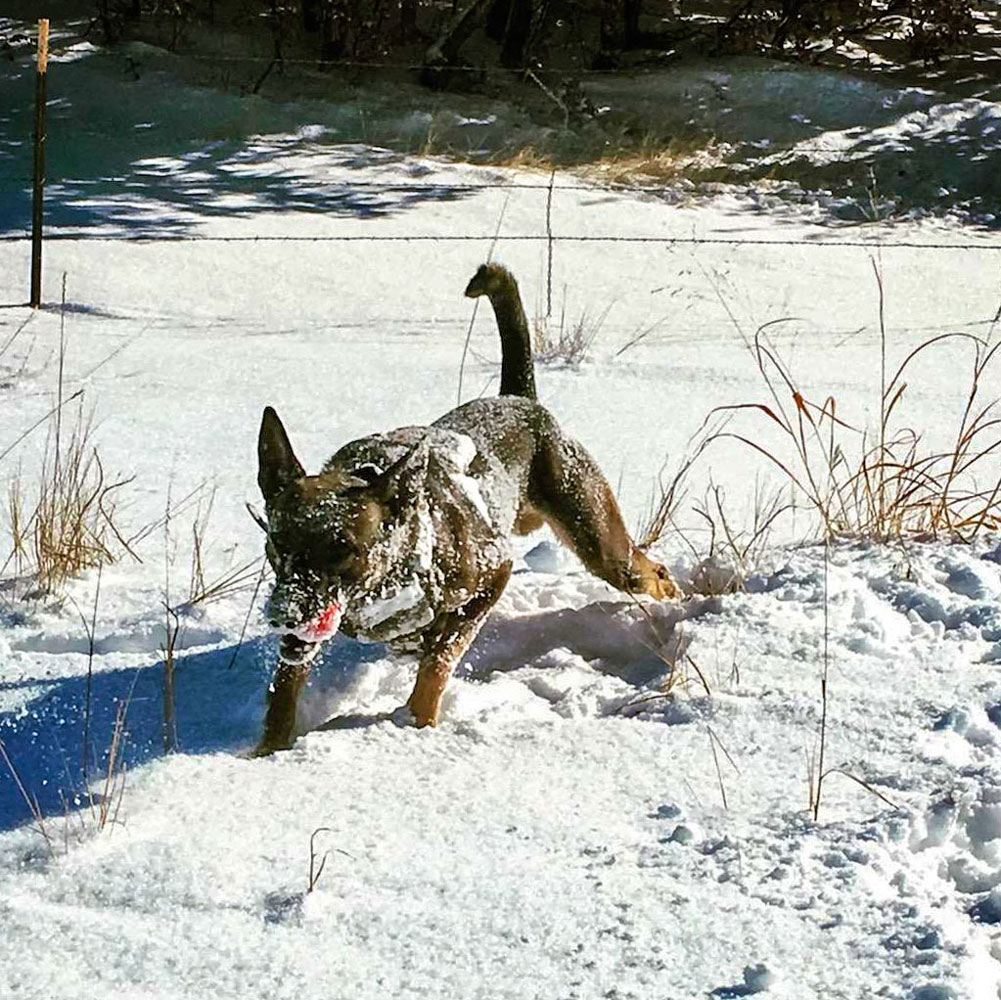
5, 405, 132, 597
2, 291, 131, 599
642, 265, 1001, 593
532, 295, 611, 367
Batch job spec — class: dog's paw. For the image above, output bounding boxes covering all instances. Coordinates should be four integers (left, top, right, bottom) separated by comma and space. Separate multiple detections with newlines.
646, 562, 683, 601
404, 694, 441, 729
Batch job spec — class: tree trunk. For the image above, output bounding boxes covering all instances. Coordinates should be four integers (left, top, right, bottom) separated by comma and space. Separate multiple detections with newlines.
423, 0, 490, 78
302, 0, 323, 34
624, 0, 642, 47
400, 0, 418, 40
596, 0, 621, 66
499, 0, 533, 67
486, 0, 509, 40
321, 10, 347, 62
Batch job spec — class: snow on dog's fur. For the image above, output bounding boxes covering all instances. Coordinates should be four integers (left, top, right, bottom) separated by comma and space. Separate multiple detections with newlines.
254, 263, 679, 754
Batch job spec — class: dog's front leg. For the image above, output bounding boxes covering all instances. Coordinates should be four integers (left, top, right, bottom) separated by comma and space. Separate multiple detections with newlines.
408, 562, 512, 728
255, 635, 322, 755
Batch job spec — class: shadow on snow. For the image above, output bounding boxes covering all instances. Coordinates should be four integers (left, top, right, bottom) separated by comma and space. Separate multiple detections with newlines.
0, 50, 479, 238
0, 594, 697, 832
0, 631, 383, 832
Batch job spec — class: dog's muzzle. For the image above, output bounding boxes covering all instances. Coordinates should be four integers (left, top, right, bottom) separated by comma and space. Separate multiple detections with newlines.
280, 600, 344, 644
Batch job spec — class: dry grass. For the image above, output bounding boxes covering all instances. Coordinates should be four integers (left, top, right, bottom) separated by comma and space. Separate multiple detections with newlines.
645, 267, 1001, 549
4, 398, 131, 597
532, 295, 611, 367
160, 488, 267, 753
703, 322, 1001, 543
0, 313, 34, 377
484, 130, 722, 184
0, 685, 132, 856
581, 138, 731, 188
639, 416, 723, 550
2, 285, 132, 597
685, 479, 791, 595
175, 489, 265, 613
806, 541, 901, 821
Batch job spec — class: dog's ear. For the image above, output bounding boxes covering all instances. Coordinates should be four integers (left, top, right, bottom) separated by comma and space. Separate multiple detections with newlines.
372, 440, 430, 506
258, 406, 306, 502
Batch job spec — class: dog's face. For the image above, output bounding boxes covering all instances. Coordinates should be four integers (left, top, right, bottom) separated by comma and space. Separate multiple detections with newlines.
258, 407, 404, 633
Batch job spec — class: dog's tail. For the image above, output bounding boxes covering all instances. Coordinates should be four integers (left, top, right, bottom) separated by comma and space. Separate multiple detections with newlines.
464, 263, 537, 400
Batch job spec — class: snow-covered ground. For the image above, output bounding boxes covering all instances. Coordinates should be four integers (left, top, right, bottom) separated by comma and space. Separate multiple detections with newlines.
2, 27, 1001, 1000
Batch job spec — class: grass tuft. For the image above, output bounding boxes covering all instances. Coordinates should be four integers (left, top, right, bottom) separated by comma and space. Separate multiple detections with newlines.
646, 264, 1001, 549
4, 398, 131, 598
532, 292, 610, 368
2, 281, 131, 597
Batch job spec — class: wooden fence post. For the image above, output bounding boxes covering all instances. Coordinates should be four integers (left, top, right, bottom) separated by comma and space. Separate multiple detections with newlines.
30, 19, 49, 309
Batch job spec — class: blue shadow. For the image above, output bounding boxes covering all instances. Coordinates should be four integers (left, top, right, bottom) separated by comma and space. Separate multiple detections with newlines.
0, 631, 384, 832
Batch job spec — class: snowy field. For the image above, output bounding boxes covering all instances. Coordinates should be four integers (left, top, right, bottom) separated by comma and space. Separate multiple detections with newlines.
2, 27, 1001, 1000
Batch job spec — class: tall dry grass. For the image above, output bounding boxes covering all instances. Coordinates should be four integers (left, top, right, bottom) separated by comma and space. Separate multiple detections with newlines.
645, 269, 1001, 549
2, 285, 131, 596
160, 487, 267, 753
704, 330, 1001, 543
532, 297, 611, 367
6, 404, 132, 596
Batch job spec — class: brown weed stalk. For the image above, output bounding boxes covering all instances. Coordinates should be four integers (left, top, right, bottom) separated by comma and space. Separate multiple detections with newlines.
694, 320, 1000, 543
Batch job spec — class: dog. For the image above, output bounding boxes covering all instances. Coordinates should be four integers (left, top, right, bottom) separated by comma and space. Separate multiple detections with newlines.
254, 262, 680, 754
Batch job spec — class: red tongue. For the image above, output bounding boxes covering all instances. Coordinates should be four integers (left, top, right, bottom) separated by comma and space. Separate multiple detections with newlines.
292, 601, 343, 643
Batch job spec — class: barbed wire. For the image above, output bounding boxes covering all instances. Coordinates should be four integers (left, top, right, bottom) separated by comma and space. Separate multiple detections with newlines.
0, 231, 996, 250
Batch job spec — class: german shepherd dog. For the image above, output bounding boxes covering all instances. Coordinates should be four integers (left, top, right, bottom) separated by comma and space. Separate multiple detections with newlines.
255, 263, 679, 754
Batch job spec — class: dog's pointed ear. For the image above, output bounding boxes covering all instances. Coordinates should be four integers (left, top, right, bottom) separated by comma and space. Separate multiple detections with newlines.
258, 406, 305, 502
374, 440, 430, 505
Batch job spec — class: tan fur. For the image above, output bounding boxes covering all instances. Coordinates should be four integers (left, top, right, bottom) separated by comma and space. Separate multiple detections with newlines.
407, 563, 512, 726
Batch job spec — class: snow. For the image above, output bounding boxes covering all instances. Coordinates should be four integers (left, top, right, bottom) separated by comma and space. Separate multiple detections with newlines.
1, 25, 1001, 1000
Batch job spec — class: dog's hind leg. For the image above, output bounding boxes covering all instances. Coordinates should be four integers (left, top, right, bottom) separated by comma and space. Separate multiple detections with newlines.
529, 436, 680, 600
407, 562, 512, 727
255, 635, 322, 755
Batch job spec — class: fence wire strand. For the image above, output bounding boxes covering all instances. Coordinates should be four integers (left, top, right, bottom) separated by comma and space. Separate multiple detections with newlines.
0, 232, 996, 250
